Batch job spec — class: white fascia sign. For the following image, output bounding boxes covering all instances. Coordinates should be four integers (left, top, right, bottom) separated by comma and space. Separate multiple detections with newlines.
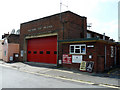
87, 45, 94, 48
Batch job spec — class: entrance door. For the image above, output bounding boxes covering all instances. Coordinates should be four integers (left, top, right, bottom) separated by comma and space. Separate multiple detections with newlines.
27, 35, 57, 64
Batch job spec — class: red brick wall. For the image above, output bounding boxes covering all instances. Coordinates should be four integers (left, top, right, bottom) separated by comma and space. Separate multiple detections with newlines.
61, 41, 118, 73
116, 45, 120, 65
95, 42, 105, 72
19, 11, 87, 62
2, 43, 19, 62
95, 42, 118, 72
64, 12, 87, 39
61, 42, 98, 72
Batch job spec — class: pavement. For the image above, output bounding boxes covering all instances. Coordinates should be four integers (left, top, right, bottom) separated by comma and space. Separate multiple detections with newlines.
0, 60, 119, 89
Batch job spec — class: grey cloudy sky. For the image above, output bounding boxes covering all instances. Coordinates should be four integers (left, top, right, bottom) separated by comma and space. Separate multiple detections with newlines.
0, 0, 119, 41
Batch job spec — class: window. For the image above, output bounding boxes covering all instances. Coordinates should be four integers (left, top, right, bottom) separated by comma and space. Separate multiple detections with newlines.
87, 33, 91, 38
70, 46, 74, 53
4, 51, 6, 56
96, 35, 100, 39
46, 51, 50, 54
33, 51, 37, 54
54, 51, 57, 54
40, 51, 43, 54
75, 49, 80, 53
81, 46, 86, 53
28, 51, 31, 54
70, 44, 86, 54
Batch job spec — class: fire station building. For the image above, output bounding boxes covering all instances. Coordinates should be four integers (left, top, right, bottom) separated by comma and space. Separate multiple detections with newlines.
20, 11, 120, 72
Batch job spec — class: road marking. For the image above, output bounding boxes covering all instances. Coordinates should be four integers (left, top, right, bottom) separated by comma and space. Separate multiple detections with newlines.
0, 64, 93, 85
99, 84, 119, 89
20, 69, 120, 89
20, 69, 95, 85
0, 63, 119, 89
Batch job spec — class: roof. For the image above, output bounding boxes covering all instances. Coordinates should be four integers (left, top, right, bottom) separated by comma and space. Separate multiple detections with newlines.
116, 42, 120, 46
21, 11, 87, 25
2, 34, 9, 39
2, 34, 20, 44
58, 38, 99, 43
58, 38, 117, 45
7, 34, 20, 43
87, 30, 110, 38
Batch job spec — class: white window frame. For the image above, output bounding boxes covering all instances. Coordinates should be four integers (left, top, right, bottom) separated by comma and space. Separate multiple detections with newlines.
70, 44, 86, 54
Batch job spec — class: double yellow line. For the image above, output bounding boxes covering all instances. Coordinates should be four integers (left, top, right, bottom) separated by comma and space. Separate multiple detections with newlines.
0, 64, 119, 89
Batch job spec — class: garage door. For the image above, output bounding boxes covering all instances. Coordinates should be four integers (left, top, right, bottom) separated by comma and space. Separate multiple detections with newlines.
27, 35, 57, 64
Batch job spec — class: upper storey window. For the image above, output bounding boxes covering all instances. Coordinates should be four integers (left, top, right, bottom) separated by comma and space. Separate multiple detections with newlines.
87, 33, 91, 38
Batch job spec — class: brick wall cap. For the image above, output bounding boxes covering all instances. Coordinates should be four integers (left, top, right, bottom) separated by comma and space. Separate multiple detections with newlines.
20, 11, 87, 25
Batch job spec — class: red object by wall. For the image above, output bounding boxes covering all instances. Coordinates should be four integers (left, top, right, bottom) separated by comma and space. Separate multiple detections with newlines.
27, 36, 57, 64
63, 54, 72, 64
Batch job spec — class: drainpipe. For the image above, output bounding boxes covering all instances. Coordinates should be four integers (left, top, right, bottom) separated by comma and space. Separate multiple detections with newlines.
61, 20, 64, 40
105, 45, 107, 70
60, 12, 64, 40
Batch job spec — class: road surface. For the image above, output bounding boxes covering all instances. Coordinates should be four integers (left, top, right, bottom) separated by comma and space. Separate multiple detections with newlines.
0, 65, 109, 89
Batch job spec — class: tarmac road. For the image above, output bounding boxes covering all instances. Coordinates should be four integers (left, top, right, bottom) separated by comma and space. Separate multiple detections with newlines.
0, 65, 107, 89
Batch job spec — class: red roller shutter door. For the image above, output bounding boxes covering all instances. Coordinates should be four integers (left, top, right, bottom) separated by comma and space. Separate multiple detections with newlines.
27, 36, 57, 64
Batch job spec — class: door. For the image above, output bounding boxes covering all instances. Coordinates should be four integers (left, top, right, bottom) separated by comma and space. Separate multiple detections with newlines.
27, 35, 57, 64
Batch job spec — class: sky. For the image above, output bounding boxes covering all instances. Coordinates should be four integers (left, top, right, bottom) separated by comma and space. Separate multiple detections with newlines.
118, 1, 120, 42
0, 0, 119, 41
